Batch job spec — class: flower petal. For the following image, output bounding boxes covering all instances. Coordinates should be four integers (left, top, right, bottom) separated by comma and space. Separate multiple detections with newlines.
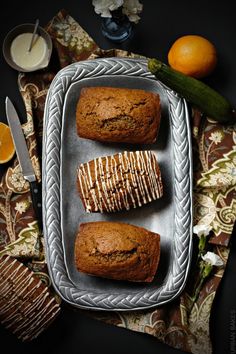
92, 0, 123, 17
201, 251, 224, 266
193, 224, 212, 237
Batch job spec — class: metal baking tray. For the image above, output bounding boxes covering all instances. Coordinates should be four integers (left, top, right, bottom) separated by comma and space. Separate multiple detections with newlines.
42, 57, 193, 311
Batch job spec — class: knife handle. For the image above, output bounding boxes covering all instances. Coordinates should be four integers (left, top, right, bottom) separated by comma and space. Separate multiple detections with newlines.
29, 180, 43, 232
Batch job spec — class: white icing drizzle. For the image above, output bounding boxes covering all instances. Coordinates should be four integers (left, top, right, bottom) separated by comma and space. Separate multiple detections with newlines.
77, 150, 163, 213
22, 304, 60, 341
0, 256, 60, 341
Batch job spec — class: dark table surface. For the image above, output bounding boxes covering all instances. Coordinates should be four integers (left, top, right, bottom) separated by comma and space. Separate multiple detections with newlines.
0, 1, 235, 353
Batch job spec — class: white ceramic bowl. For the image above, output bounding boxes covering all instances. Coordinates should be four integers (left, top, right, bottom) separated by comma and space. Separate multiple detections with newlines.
2, 23, 52, 72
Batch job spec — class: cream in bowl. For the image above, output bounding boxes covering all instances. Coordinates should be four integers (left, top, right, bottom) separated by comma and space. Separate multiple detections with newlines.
10, 33, 47, 70
2, 23, 52, 72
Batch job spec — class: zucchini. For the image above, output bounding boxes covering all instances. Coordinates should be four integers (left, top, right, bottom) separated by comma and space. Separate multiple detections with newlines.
148, 58, 235, 124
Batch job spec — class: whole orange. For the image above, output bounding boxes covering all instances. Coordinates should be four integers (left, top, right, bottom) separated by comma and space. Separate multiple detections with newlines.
168, 35, 217, 79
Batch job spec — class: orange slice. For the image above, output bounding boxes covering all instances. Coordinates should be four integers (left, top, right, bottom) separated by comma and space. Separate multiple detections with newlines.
0, 122, 15, 164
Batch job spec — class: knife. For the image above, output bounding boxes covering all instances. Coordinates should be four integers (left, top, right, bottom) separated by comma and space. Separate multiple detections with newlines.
5, 96, 43, 231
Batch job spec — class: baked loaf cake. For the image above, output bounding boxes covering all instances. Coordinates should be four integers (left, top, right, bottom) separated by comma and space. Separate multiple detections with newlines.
74, 221, 160, 282
77, 150, 163, 213
76, 86, 161, 144
0, 255, 60, 341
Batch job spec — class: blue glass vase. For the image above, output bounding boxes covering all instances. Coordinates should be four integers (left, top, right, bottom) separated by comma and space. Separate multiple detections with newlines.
101, 10, 133, 43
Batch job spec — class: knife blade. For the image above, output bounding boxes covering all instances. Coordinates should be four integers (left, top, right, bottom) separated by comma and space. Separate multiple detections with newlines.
5, 96, 43, 231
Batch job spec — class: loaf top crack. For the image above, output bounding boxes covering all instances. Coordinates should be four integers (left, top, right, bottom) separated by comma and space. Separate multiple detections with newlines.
76, 86, 161, 144
74, 221, 161, 283
77, 150, 163, 213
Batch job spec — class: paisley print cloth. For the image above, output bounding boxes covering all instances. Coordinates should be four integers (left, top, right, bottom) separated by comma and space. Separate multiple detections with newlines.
0, 9, 235, 352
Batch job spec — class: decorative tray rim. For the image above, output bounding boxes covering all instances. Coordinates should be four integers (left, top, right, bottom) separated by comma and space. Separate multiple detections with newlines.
42, 57, 193, 311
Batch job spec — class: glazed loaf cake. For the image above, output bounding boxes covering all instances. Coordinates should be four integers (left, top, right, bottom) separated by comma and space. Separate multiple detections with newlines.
0, 256, 60, 341
76, 86, 161, 144
74, 221, 160, 282
77, 150, 163, 213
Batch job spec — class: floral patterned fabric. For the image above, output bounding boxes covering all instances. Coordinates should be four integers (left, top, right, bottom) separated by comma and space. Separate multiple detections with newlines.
0, 9, 235, 352
0, 118, 42, 259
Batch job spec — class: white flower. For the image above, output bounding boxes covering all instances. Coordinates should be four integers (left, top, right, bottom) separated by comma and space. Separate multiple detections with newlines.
92, 0, 124, 18
201, 251, 224, 267
15, 201, 28, 214
223, 162, 236, 176
193, 224, 212, 237
9, 171, 27, 191
208, 172, 232, 187
122, 0, 143, 23
209, 131, 223, 145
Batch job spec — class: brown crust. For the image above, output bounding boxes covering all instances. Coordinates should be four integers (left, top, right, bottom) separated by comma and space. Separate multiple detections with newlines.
76, 86, 161, 144
74, 221, 160, 283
